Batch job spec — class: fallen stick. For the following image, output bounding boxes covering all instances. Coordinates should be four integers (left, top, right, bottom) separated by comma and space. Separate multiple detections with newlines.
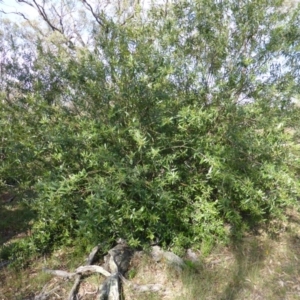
34, 284, 60, 300
68, 244, 101, 300
43, 268, 76, 279
42, 265, 110, 278
76, 265, 111, 277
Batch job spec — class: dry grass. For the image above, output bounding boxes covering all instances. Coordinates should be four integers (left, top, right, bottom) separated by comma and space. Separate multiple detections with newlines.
175, 209, 300, 300
122, 251, 184, 300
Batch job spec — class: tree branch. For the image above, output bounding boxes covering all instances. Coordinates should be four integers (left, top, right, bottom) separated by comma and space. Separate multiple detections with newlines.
81, 0, 104, 27
16, 0, 63, 33
0, 9, 45, 37
51, 4, 64, 34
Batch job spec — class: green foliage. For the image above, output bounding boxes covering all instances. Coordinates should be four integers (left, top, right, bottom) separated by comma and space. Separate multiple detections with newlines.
1, 0, 300, 261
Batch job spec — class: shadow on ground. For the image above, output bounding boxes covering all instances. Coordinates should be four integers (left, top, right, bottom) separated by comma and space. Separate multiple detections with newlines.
219, 237, 268, 300
178, 235, 269, 300
265, 211, 300, 300
0, 192, 36, 246
177, 209, 300, 300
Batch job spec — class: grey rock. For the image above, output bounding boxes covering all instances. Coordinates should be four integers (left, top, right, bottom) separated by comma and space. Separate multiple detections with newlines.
186, 248, 199, 262
151, 246, 164, 262
163, 251, 184, 270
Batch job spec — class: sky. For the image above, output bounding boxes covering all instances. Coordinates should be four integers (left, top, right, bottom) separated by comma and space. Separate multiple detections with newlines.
0, 0, 157, 24
0, 0, 39, 22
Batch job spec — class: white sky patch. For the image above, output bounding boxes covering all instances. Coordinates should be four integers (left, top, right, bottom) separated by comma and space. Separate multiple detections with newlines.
0, 0, 167, 23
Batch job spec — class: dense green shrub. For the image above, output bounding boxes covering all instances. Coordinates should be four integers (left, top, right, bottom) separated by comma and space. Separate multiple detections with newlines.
1, 0, 300, 260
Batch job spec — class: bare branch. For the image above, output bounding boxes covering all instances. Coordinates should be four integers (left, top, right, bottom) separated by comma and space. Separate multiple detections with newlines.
16, 0, 34, 8
81, 0, 104, 27
0, 9, 28, 21
51, 4, 64, 34
43, 268, 76, 278
62, 0, 86, 47
0, 9, 45, 37
76, 265, 111, 277
34, 285, 60, 300
17, 0, 62, 33
33, 0, 62, 33
121, 13, 134, 26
